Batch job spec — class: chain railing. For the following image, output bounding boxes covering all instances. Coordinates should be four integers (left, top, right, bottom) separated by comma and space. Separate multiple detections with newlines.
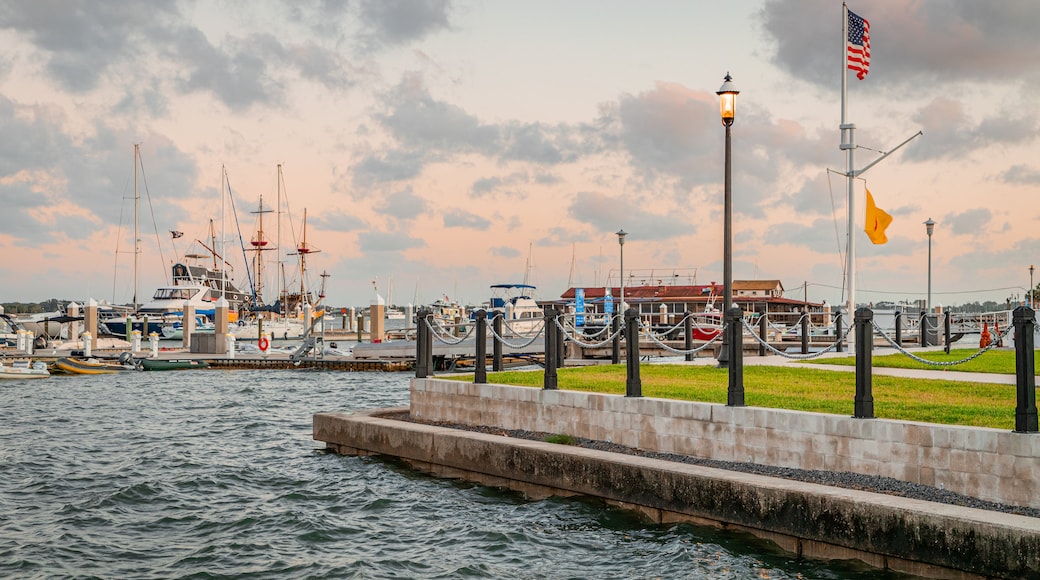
739, 318, 853, 360
635, 317, 723, 355
871, 319, 1012, 367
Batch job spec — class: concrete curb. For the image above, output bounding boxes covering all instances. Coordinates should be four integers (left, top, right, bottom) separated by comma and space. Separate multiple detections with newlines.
314, 409, 1040, 579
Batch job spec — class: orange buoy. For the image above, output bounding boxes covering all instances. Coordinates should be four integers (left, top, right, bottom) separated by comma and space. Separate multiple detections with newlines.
258, 336, 270, 351
979, 322, 991, 348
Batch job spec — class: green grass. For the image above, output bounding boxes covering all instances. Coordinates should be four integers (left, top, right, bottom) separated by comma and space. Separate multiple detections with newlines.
459, 364, 1020, 430
806, 348, 1039, 375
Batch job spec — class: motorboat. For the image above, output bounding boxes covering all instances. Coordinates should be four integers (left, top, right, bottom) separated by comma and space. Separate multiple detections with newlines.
484, 284, 542, 336
139, 359, 209, 371
54, 357, 136, 375
0, 359, 50, 380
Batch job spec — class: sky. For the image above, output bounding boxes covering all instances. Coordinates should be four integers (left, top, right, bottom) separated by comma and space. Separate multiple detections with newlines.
1, 0, 1039, 310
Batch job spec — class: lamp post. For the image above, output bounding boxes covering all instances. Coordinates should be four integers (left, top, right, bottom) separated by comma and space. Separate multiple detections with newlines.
924, 218, 935, 312
1030, 264, 1035, 309
716, 73, 738, 367
617, 229, 627, 312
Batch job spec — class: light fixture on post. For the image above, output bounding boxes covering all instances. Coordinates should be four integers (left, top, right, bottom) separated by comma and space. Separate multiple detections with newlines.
716, 73, 738, 368
617, 229, 627, 313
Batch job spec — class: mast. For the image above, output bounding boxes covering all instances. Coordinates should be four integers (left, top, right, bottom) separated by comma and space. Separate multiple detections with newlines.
133, 143, 140, 311
249, 192, 274, 305
289, 208, 320, 312
277, 164, 284, 313
841, 3, 856, 323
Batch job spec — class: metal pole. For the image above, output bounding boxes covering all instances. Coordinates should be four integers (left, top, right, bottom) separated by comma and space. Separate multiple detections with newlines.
1013, 306, 1037, 432
726, 306, 744, 406
625, 307, 641, 397
718, 121, 733, 368
543, 305, 557, 390
684, 311, 694, 362
492, 312, 503, 371
1030, 265, 1035, 309
611, 314, 621, 364
854, 307, 874, 419
474, 309, 487, 384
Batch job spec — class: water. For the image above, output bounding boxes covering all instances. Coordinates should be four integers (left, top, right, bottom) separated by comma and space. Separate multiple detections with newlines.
0, 370, 910, 579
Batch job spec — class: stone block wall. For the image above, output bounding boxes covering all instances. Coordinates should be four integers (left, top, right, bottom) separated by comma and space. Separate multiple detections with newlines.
411, 378, 1040, 509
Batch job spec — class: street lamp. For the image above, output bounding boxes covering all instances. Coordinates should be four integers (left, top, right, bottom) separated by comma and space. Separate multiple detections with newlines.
1030, 264, 1035, 309
716, 73, 738, 367
924, 218, 935, 312
617, 229, 627, 312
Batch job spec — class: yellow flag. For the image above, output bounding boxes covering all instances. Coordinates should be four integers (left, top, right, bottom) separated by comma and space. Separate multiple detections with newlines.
864, 188, 892, 245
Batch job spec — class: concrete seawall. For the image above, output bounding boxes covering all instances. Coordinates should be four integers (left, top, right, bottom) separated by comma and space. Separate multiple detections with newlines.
315, 409, 1040, 579
410, 378, 1040, 510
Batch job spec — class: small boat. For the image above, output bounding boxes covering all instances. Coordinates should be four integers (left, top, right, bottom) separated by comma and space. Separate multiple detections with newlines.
139, 359, 209, 371
54, 357, 136, 375
0, 360, 51, 380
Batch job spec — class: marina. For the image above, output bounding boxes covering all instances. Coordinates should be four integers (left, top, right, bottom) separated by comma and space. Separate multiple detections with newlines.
0, 369, 910, 579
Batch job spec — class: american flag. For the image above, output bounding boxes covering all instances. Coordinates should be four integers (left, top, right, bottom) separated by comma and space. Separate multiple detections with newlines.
847, 9, 870, 80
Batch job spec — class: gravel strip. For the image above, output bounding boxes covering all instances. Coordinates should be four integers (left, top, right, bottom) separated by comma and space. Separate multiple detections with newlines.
381, 411, 1040, 519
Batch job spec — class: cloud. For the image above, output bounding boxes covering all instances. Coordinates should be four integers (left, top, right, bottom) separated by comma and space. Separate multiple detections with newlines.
309, 210, 366, 232
352, 150, 426, 188
0, 1, 180, 92
357, 229, 425, 252
762, 0, 1040, 87
903, 98, 1039, 161
443, 209, 490, 230
489, 246, 521, 259
375, 188, 428, 220
469, 171, 529, 199
567, 191, 690, 241
764, 219, 844, 253
357, 0, 453, 48
942, 208, 992, 237
999, 164, 1040, 184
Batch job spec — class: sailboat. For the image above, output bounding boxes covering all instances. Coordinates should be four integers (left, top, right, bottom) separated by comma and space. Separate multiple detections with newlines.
232, 166, 325, 341
379, 277, 407, 322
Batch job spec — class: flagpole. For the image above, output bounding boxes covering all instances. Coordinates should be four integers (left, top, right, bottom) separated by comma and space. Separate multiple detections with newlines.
840, 3, 857, 328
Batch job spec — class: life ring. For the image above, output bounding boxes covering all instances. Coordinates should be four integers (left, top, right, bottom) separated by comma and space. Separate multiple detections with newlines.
258, 336, 269, 351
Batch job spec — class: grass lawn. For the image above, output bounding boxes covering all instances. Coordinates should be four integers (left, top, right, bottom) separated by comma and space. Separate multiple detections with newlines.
806, 347, 1039, 375
464, 363, 1022, 430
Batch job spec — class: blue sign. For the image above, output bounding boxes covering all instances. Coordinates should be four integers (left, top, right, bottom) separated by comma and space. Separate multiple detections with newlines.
604, 291, 614, 315
575, 288, 585, 327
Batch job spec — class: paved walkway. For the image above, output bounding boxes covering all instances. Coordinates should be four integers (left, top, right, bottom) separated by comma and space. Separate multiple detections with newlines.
672, 345, 1035, 386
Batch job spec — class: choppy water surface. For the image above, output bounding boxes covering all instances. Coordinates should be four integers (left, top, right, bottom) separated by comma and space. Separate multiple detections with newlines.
1, 370, 909, 579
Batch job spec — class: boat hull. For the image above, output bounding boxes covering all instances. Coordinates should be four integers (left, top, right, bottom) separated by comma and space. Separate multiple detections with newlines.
140, 359, 209, 371
54, 357, 135, 375
0, 361, 50, 379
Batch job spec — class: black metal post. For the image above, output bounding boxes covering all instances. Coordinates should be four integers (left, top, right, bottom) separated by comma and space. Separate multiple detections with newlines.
1014, 306, 1037, 433
543, 305, 557, 390
894, 312, 902, 346
684, 311, 694, 362
474, 309, 487, 384
415, 308, 428, 378
624, 307, 641, 397
556, 308, 566, 368
854, 307, 874, 419
718, 120, 733, 369
920, 312, 929, 347
492, 312, 504, 371
944, 309, 952, 355
835, 310, 844, 353
611, 314, 621, 364
758, 313, 768, 357
424, 311, 434, 374
726, 306, 744, 406
800, 309, 810, 354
